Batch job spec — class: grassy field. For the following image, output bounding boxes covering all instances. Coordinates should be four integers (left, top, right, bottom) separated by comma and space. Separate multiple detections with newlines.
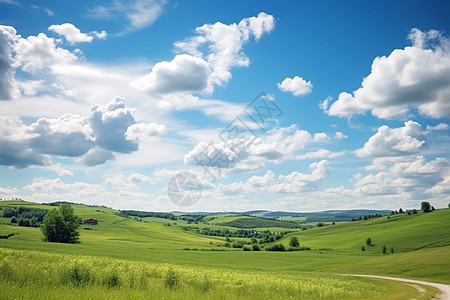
1, 200, 449, 299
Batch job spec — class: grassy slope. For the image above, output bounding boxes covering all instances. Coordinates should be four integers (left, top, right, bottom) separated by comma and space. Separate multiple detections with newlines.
1, 201, 449, 287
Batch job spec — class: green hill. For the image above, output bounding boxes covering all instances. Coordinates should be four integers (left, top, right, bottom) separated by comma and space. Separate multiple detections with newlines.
0, 200, 449, 299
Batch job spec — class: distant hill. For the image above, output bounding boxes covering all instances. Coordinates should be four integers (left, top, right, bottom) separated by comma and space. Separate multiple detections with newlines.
186, 209, 391, 224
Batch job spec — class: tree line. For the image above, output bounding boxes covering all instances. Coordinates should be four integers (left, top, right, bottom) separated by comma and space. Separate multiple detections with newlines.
2, 206, 48, 227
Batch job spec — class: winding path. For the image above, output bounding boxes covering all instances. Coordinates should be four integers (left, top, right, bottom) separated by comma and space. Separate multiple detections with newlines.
341, 274, 450, 299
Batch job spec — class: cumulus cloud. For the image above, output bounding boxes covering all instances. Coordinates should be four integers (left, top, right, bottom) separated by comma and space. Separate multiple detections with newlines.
13, 32, 78, 73
48, 23, 107, 44
218, 161, 329, 194
277, 76, 313, 96
296, 149, 345, 160
175, 12, 275, 87
0, 97, 165, 168
89, 97, 140, 153
335, 131, 348, 139
354, 156, 449, 196
88, 0, 166, 34
327, 28, 450, 119
125, 122, 167, 141
133, 54, 210, 94
426, 123, 449, 131
0, 26, 19, 100
355, 121, 427, 158
30, 114, 94, 157
184, 125, 331, 174
0, 115, 50, 168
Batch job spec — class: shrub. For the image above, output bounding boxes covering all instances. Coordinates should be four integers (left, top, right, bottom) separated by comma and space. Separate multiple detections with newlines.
289, 236, 300, 247
421, 201, 431, 213
252, 244, 260, 251
164, 268, 179, 289
243, 246, 251, 251
366, 237, 372, 246
104, 271, 120, 288
10, 216, 17, 223
382, 245, 387, 254
265, 244, 286, 252
361, 246, 365, 251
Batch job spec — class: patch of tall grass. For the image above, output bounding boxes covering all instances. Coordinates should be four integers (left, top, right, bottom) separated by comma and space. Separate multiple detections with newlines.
0, 248, 419, 299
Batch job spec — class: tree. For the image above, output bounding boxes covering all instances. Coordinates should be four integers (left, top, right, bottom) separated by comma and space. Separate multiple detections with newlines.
41, 204, 80, 243
361, 246, 365, 251
399, 208, 404, 213
289, 236, 300, 247
382, 245, 387, 254
366, 237, 372, 246
390, 247, 394, 254
10, 216, 17, 223
448, 203, 450, 209
421, 201, 431, 213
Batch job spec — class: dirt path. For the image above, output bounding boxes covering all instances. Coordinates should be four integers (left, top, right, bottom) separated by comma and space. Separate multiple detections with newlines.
341, 274, 450, 299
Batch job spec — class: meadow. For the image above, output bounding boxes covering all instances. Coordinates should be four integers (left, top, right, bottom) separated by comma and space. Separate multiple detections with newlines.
0, 200, 449, 299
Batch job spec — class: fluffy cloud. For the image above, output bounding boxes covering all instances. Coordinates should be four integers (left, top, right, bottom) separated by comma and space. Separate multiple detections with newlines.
0, 97, 165, 168
277, 76, 313, 96
48, 23, 107, 44
90, 97, 140, 153
327, 28, 450, 119
354, 156, 449, 196
184, 125, 331, 174
218, 161, 329, 194
175, 12, 275, 87
355, 121, 426, 158
296, 149, 345, 160
0, 26, 19, 100
13, 32, 78, 73
426, 123, 449, 131
133, 54, 210, 94
88, 0, 166, 34
29, 114, 94, 157
0, 115, 49, 168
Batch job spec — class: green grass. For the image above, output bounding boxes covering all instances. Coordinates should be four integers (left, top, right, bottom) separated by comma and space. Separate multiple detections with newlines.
0, 248, 433, 300
1, 200, 449, 299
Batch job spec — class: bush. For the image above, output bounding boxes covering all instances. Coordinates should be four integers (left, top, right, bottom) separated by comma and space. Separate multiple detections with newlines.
289, 236, 300, 247
10, 216, 17, 223
243, 246, 251, 251
104, 271, 120, 288
164, 268, 179, 289
366, 237, 372, 246
265, 244, 286, 252
252, 244, 260, 251
361, 246, 365, 251
382, 245, 387, 254
421, 201, 431, 213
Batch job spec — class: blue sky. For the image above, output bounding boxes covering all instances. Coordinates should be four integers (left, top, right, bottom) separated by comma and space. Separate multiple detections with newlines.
1, 0, 449, 211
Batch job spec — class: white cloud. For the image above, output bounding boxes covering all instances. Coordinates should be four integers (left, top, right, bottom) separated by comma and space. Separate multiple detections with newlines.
88, 0, 166, 34
29, 113, 94, 157
175, 12, 274, 87
335, 131, 348, 139
218, 161, 329, 194
354, 156, 449, 196
17, 80, 45, 96
132, 54, 210, 94
355, 121, 427, 158
89, 97, 139, 153
13, 32, 78, 73
0, 115, 50, 168
0, 25, 19, 100
80, 147, 115, 166
48, 23, 107, 44
296, 149, 345, 160
277, 76, 313, 96
125, 122, 167, 141
184, 124, 333, 174
327, 28, 450, 119
426, 123, 449, 131
319, 96, 332, 113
